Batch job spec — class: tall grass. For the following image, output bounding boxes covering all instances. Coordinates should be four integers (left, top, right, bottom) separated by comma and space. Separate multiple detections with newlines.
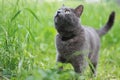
0, 0, 120, 80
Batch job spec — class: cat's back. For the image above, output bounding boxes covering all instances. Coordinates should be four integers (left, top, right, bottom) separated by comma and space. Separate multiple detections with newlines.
83, 26, 100, 52
85, 27, 99, 39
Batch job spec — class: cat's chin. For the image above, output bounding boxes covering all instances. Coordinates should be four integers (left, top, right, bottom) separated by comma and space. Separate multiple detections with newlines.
54, 17, 57, 23
54, 17, 59, 25
54, 16, 63, 25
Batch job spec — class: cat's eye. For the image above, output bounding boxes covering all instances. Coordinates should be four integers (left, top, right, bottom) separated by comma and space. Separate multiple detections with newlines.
65, 10, 70, 14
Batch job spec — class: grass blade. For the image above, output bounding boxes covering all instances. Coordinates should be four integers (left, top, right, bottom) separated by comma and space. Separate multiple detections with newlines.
25, 8, 40, 23
11, 10, 22, 22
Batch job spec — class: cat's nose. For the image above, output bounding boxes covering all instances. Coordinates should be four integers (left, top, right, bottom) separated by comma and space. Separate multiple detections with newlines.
57, 10, 61, 14
55, 10, 62, 17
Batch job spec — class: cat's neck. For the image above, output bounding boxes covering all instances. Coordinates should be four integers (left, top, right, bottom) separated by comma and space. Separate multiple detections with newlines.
58, 25, 84, 41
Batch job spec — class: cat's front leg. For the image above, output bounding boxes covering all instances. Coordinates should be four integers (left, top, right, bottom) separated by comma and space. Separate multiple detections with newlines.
56, 54, 67, 71
71, 55, 86, 74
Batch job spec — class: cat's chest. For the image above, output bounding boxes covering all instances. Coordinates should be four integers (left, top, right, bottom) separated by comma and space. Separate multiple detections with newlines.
56, 35, 84, 54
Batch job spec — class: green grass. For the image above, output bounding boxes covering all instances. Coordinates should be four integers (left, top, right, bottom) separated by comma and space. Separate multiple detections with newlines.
0, 0, 120, 80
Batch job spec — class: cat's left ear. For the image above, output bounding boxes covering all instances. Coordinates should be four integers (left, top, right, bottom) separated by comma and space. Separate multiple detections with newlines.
62, 4, 65, 7
61, 4, 65, 8
75, 5, 84, 17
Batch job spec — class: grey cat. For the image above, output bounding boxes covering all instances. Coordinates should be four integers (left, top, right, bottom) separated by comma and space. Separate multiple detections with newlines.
54, 4, 115, 76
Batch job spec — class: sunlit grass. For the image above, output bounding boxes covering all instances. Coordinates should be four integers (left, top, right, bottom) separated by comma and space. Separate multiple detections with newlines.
0, 0, 120, 80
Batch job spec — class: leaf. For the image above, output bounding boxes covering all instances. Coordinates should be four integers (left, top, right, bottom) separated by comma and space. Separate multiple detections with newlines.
25, 8, 40, 23
25, 27, 35, 42
11, 10, 22, 22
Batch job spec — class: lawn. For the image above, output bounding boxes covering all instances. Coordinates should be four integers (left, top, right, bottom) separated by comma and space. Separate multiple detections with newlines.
0, 0, 120, 80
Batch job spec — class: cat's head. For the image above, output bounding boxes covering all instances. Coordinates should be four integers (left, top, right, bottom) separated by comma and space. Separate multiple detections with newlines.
54, 5, 84, 28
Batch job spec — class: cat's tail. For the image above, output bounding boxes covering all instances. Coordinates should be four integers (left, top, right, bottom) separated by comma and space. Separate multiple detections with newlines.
97, 11, 115, 37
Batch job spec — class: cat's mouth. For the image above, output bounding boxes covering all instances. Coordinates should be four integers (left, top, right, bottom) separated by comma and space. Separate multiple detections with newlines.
54, 13, 64, 24
54, 15, 59, 23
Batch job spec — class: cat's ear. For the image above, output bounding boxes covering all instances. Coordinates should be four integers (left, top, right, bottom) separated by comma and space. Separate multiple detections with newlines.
62, 4, 65, 7
61, 4, 65, 8
75, 5, 84, 17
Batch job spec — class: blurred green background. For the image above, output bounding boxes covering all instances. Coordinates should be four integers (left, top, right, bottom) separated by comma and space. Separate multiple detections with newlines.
0, 0, 120, 80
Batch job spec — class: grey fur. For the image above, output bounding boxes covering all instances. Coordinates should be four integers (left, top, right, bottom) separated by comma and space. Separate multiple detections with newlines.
54, 5, 115, 75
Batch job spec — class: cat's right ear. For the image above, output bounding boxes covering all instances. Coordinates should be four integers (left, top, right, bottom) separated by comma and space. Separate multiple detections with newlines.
75, 5, 84, 17
61, 4, 65, 8
62, 4, 65, 7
